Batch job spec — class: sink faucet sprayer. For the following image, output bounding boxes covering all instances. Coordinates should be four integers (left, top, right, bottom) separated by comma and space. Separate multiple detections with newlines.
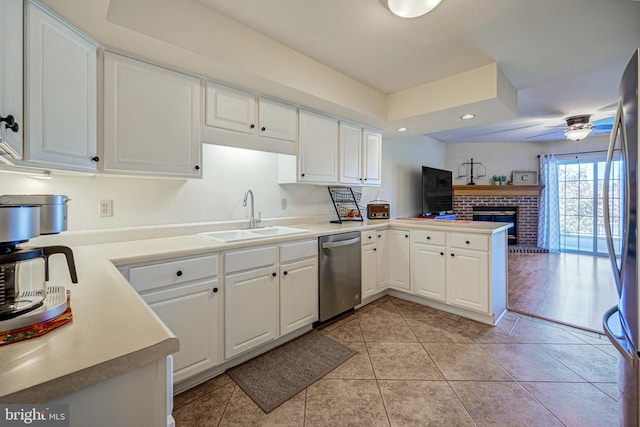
243, 189, 261, 229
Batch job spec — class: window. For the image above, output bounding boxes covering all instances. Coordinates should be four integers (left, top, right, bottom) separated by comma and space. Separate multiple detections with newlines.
558, 157, 623, 254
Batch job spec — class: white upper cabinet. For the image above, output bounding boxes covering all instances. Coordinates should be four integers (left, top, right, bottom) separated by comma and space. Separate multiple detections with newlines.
338, 122, 382, 187
0, 0, 23, 160
103, 51, 202, 178
205, 82, 255, 134
258, 98, 297, 142
339, 121, 362, 185
296, 109, 338, 183
24, 1, 98, 171
203, 82, 297, 154
362, 128, 382, 186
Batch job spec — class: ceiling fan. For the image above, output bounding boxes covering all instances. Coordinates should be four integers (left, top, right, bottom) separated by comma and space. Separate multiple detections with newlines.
529, 114, 614, 141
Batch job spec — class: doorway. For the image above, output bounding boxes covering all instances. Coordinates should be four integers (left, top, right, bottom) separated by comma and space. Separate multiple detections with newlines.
508, 154, 620, 333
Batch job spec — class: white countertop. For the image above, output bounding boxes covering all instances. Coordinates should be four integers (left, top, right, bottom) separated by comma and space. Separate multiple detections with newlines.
0, 218, 510, 403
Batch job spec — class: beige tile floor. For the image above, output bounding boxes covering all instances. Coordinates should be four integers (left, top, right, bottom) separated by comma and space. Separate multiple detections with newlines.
173, 296, 622, 426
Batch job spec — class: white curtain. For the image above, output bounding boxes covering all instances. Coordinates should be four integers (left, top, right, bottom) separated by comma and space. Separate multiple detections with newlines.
538, 154, 560, 252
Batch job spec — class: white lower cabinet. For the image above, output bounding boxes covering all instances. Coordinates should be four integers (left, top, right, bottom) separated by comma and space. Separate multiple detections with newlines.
411, 229, 446, 301
409, 229, 501, 319
144, 280, 219, 383
446, 238, 489, 313
280, 240, 318, 334
361, 229, 388, 299
388, 229, 410, 291
122, 253, 221, 384
224, 246, 279, 359
376, 230, 389, 291
361, 231, 378, 299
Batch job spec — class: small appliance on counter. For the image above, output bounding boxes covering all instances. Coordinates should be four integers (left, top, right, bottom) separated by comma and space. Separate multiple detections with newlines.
367, 200, 390, 219
0, 195, 78, 332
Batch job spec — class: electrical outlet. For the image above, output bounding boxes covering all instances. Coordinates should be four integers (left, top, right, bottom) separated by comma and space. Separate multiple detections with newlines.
100, 200, 113, 217
281, 198, 287, 210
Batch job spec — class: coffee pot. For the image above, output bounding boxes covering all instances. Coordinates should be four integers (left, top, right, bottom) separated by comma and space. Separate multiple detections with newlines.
0, 196, 78, 321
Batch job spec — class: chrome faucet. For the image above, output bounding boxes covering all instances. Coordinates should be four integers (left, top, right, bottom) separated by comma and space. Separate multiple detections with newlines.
243, 189, 261, 229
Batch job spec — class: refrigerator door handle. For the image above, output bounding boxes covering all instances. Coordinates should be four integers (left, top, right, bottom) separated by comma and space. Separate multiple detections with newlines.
602, 99, 626, 297
603, 305, 636, 366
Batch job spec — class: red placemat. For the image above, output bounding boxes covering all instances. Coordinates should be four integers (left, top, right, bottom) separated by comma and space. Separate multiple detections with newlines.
0, 293, 73, 346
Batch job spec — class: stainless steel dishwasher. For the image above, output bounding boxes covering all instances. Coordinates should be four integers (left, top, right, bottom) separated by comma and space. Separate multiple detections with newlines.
318, 231, 361, 322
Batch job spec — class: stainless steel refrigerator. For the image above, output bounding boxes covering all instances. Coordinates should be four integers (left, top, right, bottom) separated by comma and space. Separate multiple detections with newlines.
603, 48, 639, 427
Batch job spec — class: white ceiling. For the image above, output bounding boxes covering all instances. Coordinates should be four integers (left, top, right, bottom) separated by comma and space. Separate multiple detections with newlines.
196, 0, 640, 143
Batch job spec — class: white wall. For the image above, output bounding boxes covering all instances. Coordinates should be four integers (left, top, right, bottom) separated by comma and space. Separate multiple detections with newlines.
445, 134, 611, 185
367, 135, 446, 218
2, 134, 608, 231
0, 144, 331, 231
0, 136, 445, 231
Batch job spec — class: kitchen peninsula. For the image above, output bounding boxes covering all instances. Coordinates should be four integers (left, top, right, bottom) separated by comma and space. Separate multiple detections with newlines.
0, 218, 509, 426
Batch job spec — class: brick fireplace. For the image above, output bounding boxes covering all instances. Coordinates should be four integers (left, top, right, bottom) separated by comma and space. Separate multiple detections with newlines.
453, 185, 543, 247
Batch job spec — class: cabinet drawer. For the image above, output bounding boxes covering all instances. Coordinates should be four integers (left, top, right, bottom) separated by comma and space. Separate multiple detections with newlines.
225, 245, 276, 274
361, 230, 377, 245
280, 239, 317, 263
129, 254, 219, 293
411, 229, 446, 246
449, 233, 489, 251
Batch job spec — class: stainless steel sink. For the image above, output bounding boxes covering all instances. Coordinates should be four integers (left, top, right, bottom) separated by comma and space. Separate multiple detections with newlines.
198, 226, 309, 243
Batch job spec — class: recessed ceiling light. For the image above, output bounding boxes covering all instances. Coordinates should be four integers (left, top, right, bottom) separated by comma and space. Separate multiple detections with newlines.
460, 114, 475, 120
397, 127, 408, 132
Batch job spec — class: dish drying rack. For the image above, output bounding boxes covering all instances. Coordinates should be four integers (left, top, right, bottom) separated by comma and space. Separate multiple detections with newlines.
327, 186, 364, 223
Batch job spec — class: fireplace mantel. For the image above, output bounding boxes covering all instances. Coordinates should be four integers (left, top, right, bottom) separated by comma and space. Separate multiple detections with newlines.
453, 185, 544, 196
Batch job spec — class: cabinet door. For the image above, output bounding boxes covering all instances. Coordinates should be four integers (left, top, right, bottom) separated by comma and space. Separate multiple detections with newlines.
205, 82, 255, 134
144, 280, 219, 383
103, 52, 201, 178
298, 109, 338, 183
259, 98, 297, 142
225, 265, 278, 359
412, 243, 446, 302
25, 2, 98, 171
362, 129, 382, 186
280, 257, 318, 334
376, 230, 389, 290
446, 248, 489, 313
388, 229, 410, 291
0, 0, 23, 160
361, 243, 377, 299
339, 121, 361, 184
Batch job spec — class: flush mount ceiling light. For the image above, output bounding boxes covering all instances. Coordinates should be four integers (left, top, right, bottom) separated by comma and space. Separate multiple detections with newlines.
563, 115, 594, 141
397, 127, 408, 132
379, 0, 442, 18
460, 114, 476, 120
564, 127, 593, 141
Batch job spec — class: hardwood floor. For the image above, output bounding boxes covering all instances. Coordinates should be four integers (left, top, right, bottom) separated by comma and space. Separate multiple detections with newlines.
507, 252, 618, 333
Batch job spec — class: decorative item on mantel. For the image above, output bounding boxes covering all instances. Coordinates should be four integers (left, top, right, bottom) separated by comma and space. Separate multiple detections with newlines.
457, 158, 486, 185
512, 171, 538, 185
491, 175, 508, 185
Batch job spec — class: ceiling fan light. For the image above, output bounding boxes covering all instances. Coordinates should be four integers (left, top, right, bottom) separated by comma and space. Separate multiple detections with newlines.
380, 0, 442, 18
564, 128, 592, 141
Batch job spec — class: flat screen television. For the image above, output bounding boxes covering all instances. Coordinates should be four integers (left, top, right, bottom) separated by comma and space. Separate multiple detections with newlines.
421, 166, 453, 215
